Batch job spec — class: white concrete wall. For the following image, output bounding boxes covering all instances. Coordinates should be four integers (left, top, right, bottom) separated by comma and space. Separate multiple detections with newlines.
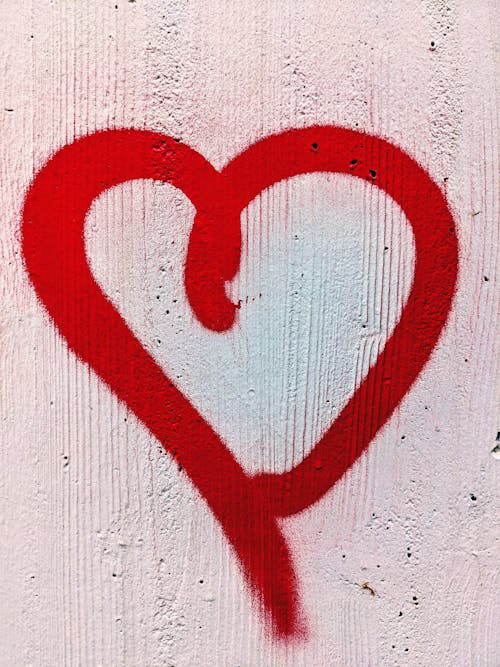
0, 1, 498, 665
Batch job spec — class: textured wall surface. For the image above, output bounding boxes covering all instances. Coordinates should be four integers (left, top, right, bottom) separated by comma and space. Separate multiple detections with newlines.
0, 2, 498, 665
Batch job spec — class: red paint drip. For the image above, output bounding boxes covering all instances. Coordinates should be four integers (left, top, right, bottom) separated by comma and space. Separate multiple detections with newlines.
21, 126, 458, 639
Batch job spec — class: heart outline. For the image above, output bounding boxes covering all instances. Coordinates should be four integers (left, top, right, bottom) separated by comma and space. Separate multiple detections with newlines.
22, 126, 458, 639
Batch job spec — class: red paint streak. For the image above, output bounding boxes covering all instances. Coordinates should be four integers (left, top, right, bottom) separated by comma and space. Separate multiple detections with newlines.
22, 126, 458, 638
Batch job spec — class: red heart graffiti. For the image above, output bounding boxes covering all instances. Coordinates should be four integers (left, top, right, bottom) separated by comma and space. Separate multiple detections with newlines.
22, 126, 458, 639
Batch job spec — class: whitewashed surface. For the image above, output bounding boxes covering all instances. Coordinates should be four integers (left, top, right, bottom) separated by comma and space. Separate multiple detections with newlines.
0, 1, 498, 665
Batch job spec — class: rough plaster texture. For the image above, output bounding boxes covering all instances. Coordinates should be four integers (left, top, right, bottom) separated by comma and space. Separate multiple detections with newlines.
0, 1, 498, 665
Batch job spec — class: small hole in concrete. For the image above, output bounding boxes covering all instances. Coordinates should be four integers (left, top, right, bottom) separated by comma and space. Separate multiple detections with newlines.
491, 434, 500, 459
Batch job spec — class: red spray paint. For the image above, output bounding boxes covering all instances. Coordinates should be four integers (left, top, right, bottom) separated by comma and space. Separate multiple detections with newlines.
22, 126, 458, 639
